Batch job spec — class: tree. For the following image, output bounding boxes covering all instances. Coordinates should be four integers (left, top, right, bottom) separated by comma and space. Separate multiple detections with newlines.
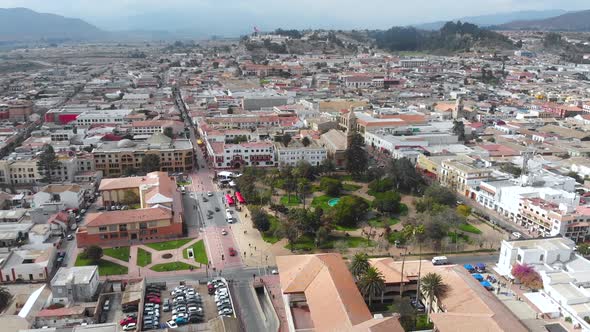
0, 287, 12, 312
320, 177, 342, 196
415, 184, 457, 213
350, 252, 370, 280
568, 171, 584, 184
372, 191, 402, 214
358, 266, 386, 306
315, 226, 330, 248
456, 204, 472, 217
577, 243, 590, 256
346, 132, 368, 177
421, 272, 449, 321
320, 158, 336, 175
163, 127, 174, 139
251, 206, 270, 232
281, 133, 292, 147
37, 145, 61, 182
387, 158, 424, 194
500, 163, 522, 177
368, 178, 394, 193
121, 190, 140, 205
512, 263, 543, 290
141, 154, 161, 173
85, 245, 103, 264
280, 219, 300, 252
301, 136, 311, 147
452, 120, 465, 141
330, 195, 369, 227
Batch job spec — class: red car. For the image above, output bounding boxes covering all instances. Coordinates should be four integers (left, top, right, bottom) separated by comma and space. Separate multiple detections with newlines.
146, 297, 161, 304
229, 247, 237, 257
119, 317, 136, 326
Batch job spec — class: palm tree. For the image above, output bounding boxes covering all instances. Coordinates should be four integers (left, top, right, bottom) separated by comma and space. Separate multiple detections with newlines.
420, 272, 449, 322
350, 252, 370, 280
0, 286, 12, 312
358, 266, 385, 306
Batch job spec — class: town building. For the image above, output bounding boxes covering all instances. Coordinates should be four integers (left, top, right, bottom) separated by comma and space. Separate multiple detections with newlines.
319, 129, 347, 169
92, 133, 194, 177
275, 140, 327, 167
204, 141, 276, 169
370, 257, 527, 332
276, 253, 404, 332
76, 171, 184, 247
0, 246, 57, 283
440, 157, 492, 197
51, 266, 99, 304
33, 184, 86, 210
495, 237, 590, 330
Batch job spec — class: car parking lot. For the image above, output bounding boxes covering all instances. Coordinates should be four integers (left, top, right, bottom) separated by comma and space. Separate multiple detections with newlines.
155, 282, 219, 330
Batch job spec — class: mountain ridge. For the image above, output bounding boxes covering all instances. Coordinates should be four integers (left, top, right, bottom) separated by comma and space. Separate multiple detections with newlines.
0, 7, 105, 42
413, 10, 567, 30
497, 10, 590, 31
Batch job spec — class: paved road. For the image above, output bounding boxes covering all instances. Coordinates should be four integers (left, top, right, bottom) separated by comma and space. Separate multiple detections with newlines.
175, 88, 261, 331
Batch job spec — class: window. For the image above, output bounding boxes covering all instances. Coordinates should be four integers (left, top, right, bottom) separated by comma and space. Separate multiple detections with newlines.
517, 254, 522, 262
98, 226, 107, 232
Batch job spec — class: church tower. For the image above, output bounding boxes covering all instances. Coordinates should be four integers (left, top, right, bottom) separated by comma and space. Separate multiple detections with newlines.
453, 97, 464, 120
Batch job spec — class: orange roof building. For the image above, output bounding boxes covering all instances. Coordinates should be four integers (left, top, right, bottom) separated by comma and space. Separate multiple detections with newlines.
369, 258, 528, 332
76, 172, 183, 248
276, 253, 404, 332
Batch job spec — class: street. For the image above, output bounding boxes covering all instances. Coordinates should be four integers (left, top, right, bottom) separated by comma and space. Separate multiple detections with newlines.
175, 88, 265, 331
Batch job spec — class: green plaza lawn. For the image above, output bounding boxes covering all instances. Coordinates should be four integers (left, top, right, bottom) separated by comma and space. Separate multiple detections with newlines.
262, 215, 281, 244
182, 240, 209, 265
458, 223, 482, 234
103, 247, 130, 262
368, 217, 400, 228
342, 183, 361, 192
146, 239, 193, 251
287, 234, 375, 251
150, 262, 197, 272
137, 248, 152, 267
311, 195, 338, 210
280, 195, 301, 206
75, 253, 128, 275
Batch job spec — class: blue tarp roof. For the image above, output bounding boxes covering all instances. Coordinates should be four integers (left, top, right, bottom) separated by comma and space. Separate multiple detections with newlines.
472, 273, 484, 281
480, 280, 492, 288
464, 264, 474, 270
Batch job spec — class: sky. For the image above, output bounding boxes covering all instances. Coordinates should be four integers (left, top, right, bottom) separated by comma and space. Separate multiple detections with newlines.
1, 0, 589, 33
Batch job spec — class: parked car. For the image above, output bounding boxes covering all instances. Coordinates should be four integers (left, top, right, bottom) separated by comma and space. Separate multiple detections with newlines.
166, 320, 178, 329
147, 297, 161, 304
162, 304, 170, 312
66, 234, 74, 241
122, 323, 137, 331
102, 299, 110, 311
228, 247, 237, 256
175, 316, 188, 325
119, 317, 136, 326
207, 284, 215, 295
207, 191, 213, 197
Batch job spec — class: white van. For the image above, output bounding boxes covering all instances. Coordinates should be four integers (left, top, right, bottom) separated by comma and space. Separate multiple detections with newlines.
226, 212, 234, 224
180, 186, 186, 194
431, 256, 448, 265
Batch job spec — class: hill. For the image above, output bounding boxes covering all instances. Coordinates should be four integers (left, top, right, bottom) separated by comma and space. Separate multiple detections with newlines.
414, 10, 567, 30
498, 10, 590, 31
373, 21, 514, 53
0, 7, 105, 42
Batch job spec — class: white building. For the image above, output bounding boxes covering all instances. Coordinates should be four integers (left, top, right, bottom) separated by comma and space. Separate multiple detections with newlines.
275, 140, 327, 167
33, 184, 86, 210
73, 109, 132, 126
496, 237, 590, 331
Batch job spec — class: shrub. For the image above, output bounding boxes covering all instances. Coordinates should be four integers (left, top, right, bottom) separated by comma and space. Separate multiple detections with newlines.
320, 177, 342, 196
368, 178, 394, 193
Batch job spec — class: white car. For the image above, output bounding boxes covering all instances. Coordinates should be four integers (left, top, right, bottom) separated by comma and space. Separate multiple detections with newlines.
512, 231, 522, 239
123, 323, 137, 331
271, 269, 279, 275
166, 320, 178, 329
207, 191, 213, 197
221, 229, 228, 236
226, 208, 232, 214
